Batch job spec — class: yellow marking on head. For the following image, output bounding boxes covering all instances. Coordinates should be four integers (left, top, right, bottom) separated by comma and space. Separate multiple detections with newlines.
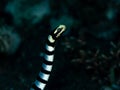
48, 35, 55, 43
54, 25, 66, 38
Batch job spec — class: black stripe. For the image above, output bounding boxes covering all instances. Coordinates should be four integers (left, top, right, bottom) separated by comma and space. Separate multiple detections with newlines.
50, 33, 57, 40
50, 29, 57, 40
46, 39, 55, 47
32, 84, 41, 90
41, 67, 51, 74
37, 76, 47, 84
42, 57, 53, 65
44, 47, 54, 55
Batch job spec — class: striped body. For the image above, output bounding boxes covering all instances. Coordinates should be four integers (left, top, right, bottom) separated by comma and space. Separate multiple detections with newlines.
30, 25, 66, 90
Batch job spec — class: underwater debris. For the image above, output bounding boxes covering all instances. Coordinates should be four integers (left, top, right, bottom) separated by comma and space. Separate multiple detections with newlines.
62, 35, 120, 88
0, 26, 21, 54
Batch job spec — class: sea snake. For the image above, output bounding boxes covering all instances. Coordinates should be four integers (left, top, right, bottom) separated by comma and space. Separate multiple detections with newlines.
30, 25, 66, 90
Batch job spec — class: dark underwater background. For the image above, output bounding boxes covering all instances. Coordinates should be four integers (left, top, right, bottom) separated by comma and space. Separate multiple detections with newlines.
0, 0, 120, 90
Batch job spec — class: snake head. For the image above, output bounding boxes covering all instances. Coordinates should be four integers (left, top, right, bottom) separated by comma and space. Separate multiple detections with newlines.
53, 25, 66, 38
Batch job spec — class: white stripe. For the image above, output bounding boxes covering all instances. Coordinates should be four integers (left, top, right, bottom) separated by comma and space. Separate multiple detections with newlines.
35, 80, 46, 90
42, 63, 52, 72
45, 44, 54, 52
48, 35, 55, 43
44, 54, 54, 62
39, 72, 50, 81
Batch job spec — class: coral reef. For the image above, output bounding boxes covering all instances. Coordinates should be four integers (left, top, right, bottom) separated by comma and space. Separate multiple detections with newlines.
62, 36, 120, 90
0, 26, 21, 54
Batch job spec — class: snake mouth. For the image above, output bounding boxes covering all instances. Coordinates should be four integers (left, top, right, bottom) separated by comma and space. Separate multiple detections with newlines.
54, 25, 66, 38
